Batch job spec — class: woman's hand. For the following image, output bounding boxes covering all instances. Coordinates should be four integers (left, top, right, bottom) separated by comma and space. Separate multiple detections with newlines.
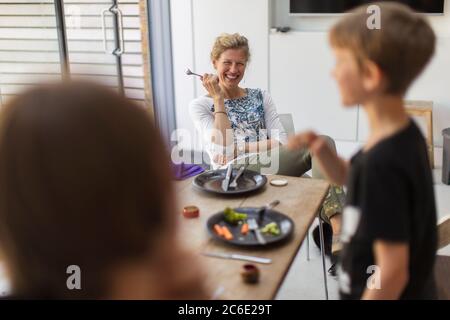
202, 74, 224, 100
213, 153, 235, 166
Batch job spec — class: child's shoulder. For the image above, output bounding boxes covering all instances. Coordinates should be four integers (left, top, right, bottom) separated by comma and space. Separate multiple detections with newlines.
366, 121, 424, 166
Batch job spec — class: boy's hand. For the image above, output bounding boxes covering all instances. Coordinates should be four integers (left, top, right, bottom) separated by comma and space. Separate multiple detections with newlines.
288, 131, 334, 161
287, 131, 319, 150
288, 131, 348, 186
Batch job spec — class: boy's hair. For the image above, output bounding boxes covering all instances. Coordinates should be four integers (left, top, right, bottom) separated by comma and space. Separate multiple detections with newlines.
329, 2, 436, 95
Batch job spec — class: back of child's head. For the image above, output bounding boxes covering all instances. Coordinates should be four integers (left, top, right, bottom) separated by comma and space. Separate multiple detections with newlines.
329, 2, 436, 95
0, 81, 176, 298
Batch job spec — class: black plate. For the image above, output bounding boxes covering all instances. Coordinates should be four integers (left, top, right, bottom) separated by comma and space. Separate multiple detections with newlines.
193, 169, 267, 195
206, 207, 294, 247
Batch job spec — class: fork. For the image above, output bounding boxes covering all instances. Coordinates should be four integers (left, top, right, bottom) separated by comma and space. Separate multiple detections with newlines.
185, 68, 203, 78
247, 218, 267, 245
229, 165, 246, 189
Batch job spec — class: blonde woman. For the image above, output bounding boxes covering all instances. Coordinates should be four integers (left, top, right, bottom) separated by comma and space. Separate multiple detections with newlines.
189, 33, 345, 273
189, 33, 286, 168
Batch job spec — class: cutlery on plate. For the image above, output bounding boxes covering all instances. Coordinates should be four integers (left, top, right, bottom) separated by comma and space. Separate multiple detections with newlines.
229, 165, 246, 189
201, 252, 272, 264
258, 200, 280, 223
247, 218, 267, 245
221, 164, 233, 191
185, 68, 203, 78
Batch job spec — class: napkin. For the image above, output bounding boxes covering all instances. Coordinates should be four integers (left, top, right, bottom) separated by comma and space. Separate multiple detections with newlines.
171, 162, 205, 180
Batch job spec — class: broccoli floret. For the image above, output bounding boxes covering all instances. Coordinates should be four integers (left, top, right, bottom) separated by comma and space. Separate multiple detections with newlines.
261, 222, 280, 236
223, 207, 247, 224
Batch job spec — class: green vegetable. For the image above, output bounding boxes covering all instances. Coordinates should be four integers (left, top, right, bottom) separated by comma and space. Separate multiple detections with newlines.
223, 207, 247, 224
261, 222, 280, 236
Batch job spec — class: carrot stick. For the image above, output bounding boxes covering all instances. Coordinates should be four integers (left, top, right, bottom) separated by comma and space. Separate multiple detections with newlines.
241, 223, 249, 235
222, 226, 234, 240
214, 224, 224, 236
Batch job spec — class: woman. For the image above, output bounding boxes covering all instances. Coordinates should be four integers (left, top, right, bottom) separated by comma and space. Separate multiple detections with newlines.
189, 33, 287, 168
189, 33, 345, 272
0, 81, 207, 299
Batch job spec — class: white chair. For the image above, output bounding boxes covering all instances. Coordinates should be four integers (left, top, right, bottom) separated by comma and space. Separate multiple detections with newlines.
279, 113, 295, 136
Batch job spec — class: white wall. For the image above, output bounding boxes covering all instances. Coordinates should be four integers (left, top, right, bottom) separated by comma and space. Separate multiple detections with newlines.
171, 0, 269, 151
172, 0, 450, 164
270, 0, 450, 152
269, 31, 358, 141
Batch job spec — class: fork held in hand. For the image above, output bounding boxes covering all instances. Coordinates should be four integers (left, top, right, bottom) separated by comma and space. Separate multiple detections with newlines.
186, 68, 203, 78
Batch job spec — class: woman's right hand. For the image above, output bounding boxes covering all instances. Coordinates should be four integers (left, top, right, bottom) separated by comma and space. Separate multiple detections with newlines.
202, 74, 224, 100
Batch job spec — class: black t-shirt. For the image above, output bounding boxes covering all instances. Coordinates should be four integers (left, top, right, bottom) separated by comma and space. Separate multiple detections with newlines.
339, 120, 437, 300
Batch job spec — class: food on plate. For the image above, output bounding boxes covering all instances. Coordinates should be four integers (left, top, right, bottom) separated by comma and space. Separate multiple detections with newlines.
221, 226, 234, 240
213, 224, 224, 236
223, 207, 247, 224
241, 223, 249, 235
261, 222, 280, 236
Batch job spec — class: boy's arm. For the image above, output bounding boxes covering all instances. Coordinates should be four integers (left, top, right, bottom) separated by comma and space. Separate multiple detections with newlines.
288, 131, 349, 185
361, 240, 409, 300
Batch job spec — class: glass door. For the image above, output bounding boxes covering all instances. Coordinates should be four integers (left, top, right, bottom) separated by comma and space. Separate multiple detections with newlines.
63, 0, 146, 105
0, 0, 63, 107
0, 0, 149, 108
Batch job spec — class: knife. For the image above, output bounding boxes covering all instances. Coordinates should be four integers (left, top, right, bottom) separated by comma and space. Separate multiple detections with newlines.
201, 252, 272, 264
221, 164, 233, 191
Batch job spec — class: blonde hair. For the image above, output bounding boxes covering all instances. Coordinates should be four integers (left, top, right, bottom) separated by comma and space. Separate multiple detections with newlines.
210, 33, 250, 63
329, 2, 435, 95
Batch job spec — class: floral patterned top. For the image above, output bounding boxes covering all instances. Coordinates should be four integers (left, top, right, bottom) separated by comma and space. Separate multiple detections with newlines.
189, 88, 287, 163
210, 88, 267, 143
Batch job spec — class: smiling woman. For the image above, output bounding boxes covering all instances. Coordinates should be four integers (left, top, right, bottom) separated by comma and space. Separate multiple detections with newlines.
189, 33, 288, 168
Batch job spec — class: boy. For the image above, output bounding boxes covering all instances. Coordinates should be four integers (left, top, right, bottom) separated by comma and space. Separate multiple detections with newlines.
288, 2, 437, 299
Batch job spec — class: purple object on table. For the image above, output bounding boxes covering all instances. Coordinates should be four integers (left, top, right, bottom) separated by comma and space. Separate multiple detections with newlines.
172, 162, 205, 180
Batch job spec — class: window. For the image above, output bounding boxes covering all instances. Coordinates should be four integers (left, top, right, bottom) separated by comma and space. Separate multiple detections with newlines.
0, 0, 148, 108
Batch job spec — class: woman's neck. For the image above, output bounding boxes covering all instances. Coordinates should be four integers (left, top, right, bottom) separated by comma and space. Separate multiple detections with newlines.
221, 86, 246, 100
362, 95, 410, 151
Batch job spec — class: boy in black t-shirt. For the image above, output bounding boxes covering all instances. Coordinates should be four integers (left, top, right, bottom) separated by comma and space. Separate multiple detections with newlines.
288, 2, 437, 299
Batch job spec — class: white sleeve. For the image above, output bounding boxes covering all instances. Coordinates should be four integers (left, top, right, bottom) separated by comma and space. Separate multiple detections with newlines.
188, 97, 233, 166
188, 97, 214, 142
262, 90, 288, 145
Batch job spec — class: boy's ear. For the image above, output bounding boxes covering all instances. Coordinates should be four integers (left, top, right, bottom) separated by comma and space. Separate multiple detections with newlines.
212, 60, 217, 70
361, 60, 384, 93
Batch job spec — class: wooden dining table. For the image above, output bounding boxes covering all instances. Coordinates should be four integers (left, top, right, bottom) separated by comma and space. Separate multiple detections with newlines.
175, 174, 330, 300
